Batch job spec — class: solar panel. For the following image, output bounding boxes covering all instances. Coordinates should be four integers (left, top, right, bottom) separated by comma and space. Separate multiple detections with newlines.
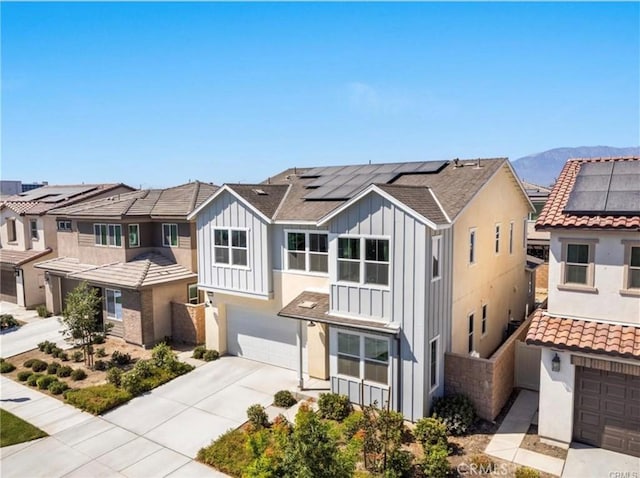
564, 161, 640, 215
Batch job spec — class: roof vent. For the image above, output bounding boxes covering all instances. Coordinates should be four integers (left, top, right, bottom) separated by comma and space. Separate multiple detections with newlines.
453, 158, 463, 168
252, 188, 268, 195
298, 301, 317, 309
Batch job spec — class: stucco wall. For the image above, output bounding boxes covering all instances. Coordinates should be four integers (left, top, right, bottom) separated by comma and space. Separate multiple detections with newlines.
451, 164, 531, 358
152, 281, 189, 342
172, 302, 205, 344
538, 347, 575, 444
22, 261, 50, 307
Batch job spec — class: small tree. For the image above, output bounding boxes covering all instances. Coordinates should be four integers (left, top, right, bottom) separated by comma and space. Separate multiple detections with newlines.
59, 282, 109, 367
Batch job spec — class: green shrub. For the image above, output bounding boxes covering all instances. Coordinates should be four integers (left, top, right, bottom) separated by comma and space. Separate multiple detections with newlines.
171, 361, 194, 376
48, 381, 69, 395
65, 384, 132, 414
95, 347, 107, 358
56, 365, 73, 378
197, 428, 251, 476
23, 358, 36, 368
73, 351, 84, 363
318, 393, 352, 421
110, 350, 132, 366
203, 349, 219, 362
0, 314, 20, 329
386, 448, 413, 478
106, 367, 123, 387
133, 359, 153, 378
27, 373, 44, 387
47, 361, 61, 375
422, 443, 450, 478
31, 360, 48, 373
0, 361, 16, 373
432, 394, 476, 436
71, 369, 87, 381
93, 360, 108, 371
17, 370, 32, 381
342, 411, 365, 439
92, 334, 106, 344
36, 304, 51, 318
192, 345, 206, 360
37, 341, 51, 352
414, 416, 449, 449
515, 466, 541, 478
274, 390, 297, 408
152, 342, 183, 372
36, 375, 58, 390
51, 348, 63, 358
247, 404, 269, 429
44, 342, 55, 354
59, 352, 69, 362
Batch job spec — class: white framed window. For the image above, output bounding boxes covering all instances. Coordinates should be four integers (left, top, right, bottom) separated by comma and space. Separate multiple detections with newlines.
94, 223, 122, 247
494, 224, 501, 254
30, 220, 38, 240
432, 235, 441, 280
162, 223, 178, 247
469, 229, 476, 264
429, 336, 439, 390
509, 222, 514, 254
188, 284, 199, 304
337, 237, 390, 286
481, 304, 488, 336
468, 313, 474, 353
558, 238, 598, 291
105, 289, 122, 320
337, 331, 389, 386
285, 231, 329, 273
128, 224, 140, 248
623, 243, 640, 292
57, 220, 72, 231
213, 228, 248, 267
7, 219, 17, 242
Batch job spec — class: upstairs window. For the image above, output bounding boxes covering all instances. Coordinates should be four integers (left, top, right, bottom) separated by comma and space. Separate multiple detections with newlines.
468, 313, 474, 353
509, 222, 514, 254
30, 220, 38, 240
365, 239, 389, 285
523, 218, 527, 249
622, 242, 640, 293
57, 220, 72, 231
469, 229, 476, 264
629, 246, 640, 289
337, 237, 389, 286
559, 238, 597, 290
162, 223, 178, 247
286, 231, 328, 273
7, 219, 16, 242
338, 238, 360, 282
214, 228, 248, 267
495, 224, 501, 254
432, 236, 441, 280
94, 223, 122, 247
565, 244, 589, 285
128, 224, 140, 248
481, 304, 488, 335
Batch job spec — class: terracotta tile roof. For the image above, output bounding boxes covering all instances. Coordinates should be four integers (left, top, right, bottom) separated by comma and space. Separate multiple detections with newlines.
0, 248, 53, 266
1, 184, 135, 216
34, 252, 196, 289
526, 308, 640, 359
278, 290, 400, 335
50, 182, 218, 219
536, 157, 640, 230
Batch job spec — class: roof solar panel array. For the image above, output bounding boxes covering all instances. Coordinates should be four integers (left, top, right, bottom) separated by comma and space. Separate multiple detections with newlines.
564, 161, 640, 215
301, 160, 448, 200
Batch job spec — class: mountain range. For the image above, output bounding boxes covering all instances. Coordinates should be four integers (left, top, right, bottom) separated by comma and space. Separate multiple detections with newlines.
511, 146, 640, 187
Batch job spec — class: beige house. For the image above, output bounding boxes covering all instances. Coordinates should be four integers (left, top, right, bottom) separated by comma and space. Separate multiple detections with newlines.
0, 184, 134, 307
190, 158, 534, 421
36, 182, 217, 347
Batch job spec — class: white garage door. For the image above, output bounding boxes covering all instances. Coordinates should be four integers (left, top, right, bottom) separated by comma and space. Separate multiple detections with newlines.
227, 305, 307, 372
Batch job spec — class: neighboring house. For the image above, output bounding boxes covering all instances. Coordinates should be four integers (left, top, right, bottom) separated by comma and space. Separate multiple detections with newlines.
35, 182, 217, 347
527, 157, 640, 457
190, 158, 534, 421
0, 184, 134, 307
523, 180, 552, 263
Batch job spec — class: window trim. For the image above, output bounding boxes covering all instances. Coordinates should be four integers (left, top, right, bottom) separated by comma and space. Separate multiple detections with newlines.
212, 226, 250, 269
162, 223, 179, 247
468, 312, 475, 353
94, 223, 122, 248
188, 284, 199, 304
105, 288, 123, 321
429, 335, 439, 392
509, 221, 514, 255
284, 229, 329, 276
335, 330, 391, 387
57, 220, 72, 232
558, 238, 598, 293
494, 224, 501, 254
469, 228, 477, 265
481, 304, 488, 337
336, 235, 391, 289
522, 217, 527, 249
30, 219, 39, 240
7, 218, 17, 243
431, 235, 441, 281
128, 224, 140, 248
621, 240, 640, 296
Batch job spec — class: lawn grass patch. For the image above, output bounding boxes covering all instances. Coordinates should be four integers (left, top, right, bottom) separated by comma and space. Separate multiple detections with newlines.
0, 409, 47, 447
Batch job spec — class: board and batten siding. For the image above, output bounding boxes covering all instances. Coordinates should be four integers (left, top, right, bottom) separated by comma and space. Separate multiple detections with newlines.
327, 191, 453, 421
196, 191, 272, 298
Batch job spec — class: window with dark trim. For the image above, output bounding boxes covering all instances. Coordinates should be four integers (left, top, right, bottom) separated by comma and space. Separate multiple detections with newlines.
469, 229, 476, 264
432, 236, 441, 280
57, 220, 72, 231
429, 337, 439, 389
509, 222, 514, 254
481, 304, 487, 335
337, 331, 389, 385
495, 224, 501, 254
338, 238, 360, 283
286, 231, 329, 273
468, 313, 474, 353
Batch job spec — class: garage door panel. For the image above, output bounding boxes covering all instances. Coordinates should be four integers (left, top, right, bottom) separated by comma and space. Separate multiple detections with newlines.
1, 269, 17, 303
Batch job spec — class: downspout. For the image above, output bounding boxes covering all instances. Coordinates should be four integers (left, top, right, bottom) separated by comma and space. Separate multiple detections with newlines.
297, 320, 304, 390
396, 333, 402, 415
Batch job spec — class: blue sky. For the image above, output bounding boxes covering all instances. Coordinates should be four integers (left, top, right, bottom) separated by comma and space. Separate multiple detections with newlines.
2, 2, 638, 188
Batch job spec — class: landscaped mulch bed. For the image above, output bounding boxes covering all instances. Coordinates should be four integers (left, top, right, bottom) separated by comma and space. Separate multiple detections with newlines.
520, 424, 568, 460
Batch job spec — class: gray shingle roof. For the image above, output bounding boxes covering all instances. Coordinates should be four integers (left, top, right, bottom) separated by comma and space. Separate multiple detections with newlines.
375, 184, 449, 225
226, 184, 290, 219
50, 182, 218, 219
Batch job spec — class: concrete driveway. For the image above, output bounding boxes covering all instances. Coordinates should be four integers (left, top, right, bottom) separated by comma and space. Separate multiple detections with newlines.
561, 442, 639, 478
1, 356, 316, 477
0, 316, 70, 358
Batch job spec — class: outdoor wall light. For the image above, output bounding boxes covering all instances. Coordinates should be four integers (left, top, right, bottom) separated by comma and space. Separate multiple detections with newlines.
13, 269, 20, 278
308, 321, 316, 327
44, 271, 50, 284
551, 353, 561, 372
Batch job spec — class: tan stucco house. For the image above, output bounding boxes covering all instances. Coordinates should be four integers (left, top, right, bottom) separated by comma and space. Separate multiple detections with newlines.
36, 181, 217, 347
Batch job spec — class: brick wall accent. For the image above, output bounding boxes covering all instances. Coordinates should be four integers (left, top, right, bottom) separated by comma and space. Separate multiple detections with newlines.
122, 289, 155, 347
140, 289, 155, 347
571, 355, 640, 377
445, 314, 534, 421
171, 302, 205, 345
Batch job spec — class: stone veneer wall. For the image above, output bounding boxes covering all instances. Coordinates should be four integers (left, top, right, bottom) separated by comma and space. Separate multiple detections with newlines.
171, 302, 205, 345
444, 314, 533, 421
